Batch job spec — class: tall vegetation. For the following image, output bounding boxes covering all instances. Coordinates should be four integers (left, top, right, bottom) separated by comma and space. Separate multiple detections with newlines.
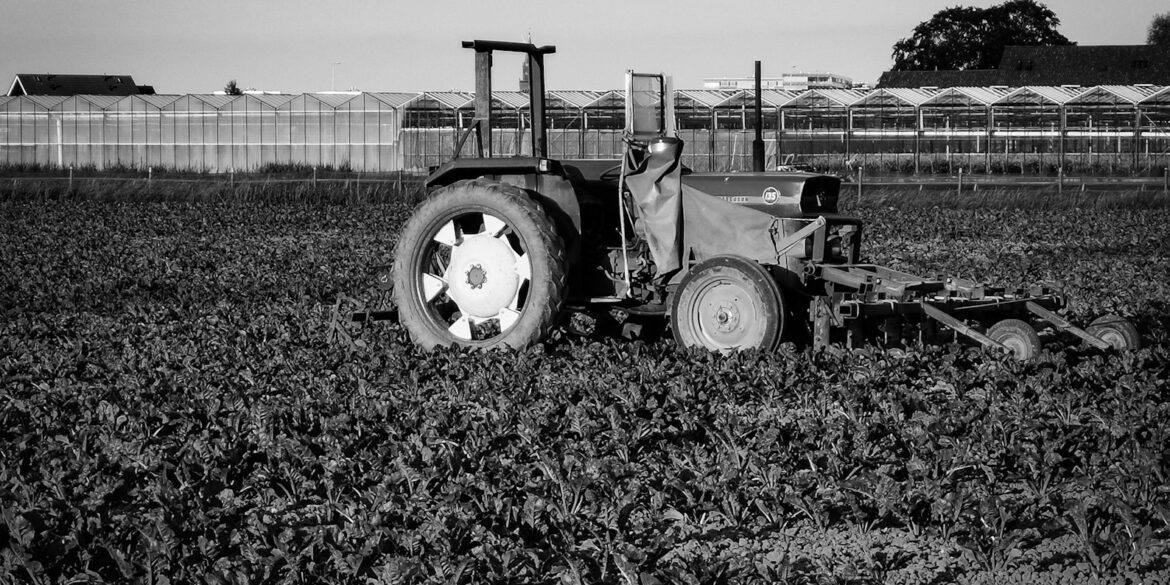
891, 0, 1074, 71
1149, 12, 1170, 45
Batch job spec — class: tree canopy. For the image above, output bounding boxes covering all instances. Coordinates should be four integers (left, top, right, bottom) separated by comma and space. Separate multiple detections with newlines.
1150, 12, 1170, 45
891, 0, 1074, 71
223, 80, 243, 96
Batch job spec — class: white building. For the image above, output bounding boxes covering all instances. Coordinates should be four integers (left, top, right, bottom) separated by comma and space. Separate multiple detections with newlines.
703, 72, 853, 91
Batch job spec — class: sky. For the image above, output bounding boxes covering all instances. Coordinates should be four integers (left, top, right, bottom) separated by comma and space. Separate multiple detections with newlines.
1, 0, 1166, 94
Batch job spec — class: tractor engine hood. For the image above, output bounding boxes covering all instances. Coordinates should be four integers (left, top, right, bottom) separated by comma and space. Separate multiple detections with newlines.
682, 172, 841, 217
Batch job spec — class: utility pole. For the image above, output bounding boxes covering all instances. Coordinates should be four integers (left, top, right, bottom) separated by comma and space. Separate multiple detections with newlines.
752, 60, 765, 172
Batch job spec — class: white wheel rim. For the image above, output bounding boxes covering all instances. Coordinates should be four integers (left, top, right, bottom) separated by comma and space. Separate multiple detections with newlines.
690, 277, 762, 350
419, 212, 530, 341
1002, 336, 1029, 359
1098, 329, 1124, 349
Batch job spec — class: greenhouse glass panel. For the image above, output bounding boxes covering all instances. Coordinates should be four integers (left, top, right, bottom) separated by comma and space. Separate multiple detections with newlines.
275, 101, 292, 165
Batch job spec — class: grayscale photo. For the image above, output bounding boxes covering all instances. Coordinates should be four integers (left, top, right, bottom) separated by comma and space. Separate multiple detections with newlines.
2, 1, 1168, 582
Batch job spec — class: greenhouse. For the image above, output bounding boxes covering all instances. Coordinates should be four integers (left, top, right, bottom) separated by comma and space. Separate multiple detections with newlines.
1, 85, 1168, 174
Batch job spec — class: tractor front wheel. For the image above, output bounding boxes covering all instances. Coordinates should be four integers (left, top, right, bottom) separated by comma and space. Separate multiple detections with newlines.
1086, 314, 1142, 350
988, 318, 1041, 361
671, 256, 784, 352
391, 179, 567, 350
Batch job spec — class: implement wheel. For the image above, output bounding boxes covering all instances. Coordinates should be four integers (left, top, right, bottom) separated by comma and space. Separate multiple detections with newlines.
671, 256, 784, 352
391, 179, 567, 350
1087, 314, 1142, 350
988, 318, 1041, 361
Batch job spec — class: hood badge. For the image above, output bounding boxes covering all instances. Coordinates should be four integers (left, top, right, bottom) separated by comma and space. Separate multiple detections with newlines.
762, 187, 779, 205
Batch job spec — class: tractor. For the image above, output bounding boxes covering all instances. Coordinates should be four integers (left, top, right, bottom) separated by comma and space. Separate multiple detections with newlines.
374, 39, 1140, 358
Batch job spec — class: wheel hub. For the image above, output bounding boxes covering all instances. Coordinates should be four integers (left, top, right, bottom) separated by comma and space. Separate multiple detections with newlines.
713, 303, 740, 333
444, 231, 522, 319
466, 264, 487, 289
1002, 338, 1027, 358
698, 284, 753, 346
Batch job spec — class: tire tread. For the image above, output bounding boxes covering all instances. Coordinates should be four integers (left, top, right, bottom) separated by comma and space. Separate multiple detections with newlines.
392, 179, 567, 349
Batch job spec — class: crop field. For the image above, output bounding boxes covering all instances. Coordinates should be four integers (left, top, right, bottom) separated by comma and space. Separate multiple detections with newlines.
2, 185, 1169, 584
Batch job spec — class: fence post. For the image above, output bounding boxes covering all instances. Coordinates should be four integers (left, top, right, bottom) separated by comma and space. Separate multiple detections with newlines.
1058, 167, 1063, 194
313, 166, 318, 188
230, 168, 235, 190
857, 165, 863, 203
148, 166, 152, 188
957, 167, 963, 195
1164, 167, 1168, 193
69, 166, 73, 192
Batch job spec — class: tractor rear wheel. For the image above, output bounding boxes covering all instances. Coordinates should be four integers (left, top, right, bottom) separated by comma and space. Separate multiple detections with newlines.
671, 256, 784, 352
1086, 314, 1142, 350
987, 318, 1041, 361
391, 179, 567, 350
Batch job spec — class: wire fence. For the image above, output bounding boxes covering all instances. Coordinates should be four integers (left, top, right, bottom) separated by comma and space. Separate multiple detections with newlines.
0, 168, 427, 204
4, 166, 1167, 206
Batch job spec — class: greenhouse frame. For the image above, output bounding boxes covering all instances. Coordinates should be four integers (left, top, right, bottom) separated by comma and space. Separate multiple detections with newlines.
2, 85, 1168, 174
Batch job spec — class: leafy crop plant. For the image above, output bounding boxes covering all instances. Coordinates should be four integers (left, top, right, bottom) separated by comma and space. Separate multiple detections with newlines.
1, 198, 1167, 584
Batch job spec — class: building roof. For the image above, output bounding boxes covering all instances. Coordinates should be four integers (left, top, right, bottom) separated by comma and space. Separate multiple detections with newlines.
998, 85, 1083, 105
1144, 86, 1170, 105
549, 90, 613, 110
675, 89, 742, 109
423, 91, 475, 110
877, 69, 1004, 89
72, 95, 128, 110
781, 88, 870, 108
20, 95, 69, 110
493, 90, 531, 110
852, 87, 939, 107
135, 94, 182, 110
924, 86, 1015, 107
248, 94, 297, 109
187, 94, 237, 110
758, 89, 800, 108
997, 45, 1170, 86
1067, 84, 1162, 105
8, 74, 152, 96
366, 92, 421, 109
310, 92, 360, 108
878, 45, 1170, 89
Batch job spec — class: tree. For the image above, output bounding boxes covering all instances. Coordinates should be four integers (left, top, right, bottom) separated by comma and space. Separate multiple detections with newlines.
1149, 12, 1170, 45
891, 0, 1074, 71
223, 79, 243, 96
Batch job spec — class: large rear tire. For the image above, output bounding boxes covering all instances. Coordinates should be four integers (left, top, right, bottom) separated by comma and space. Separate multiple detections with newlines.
1086, 314, 1142, 350
391, 179, 567, 350
671, 256, 785, 353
